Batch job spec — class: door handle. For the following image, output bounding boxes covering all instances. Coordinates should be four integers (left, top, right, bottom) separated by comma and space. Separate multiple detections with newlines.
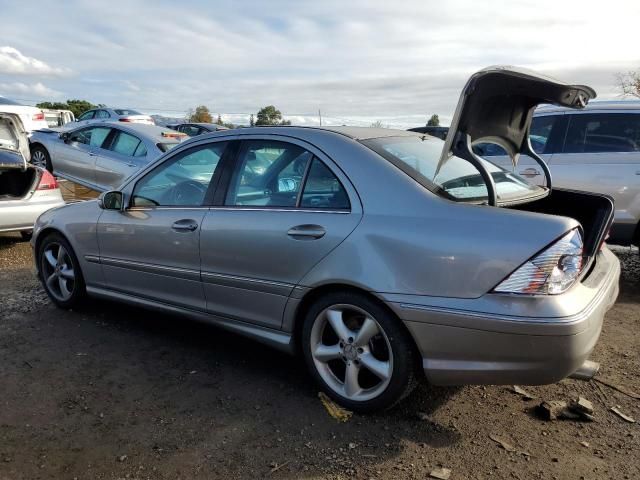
519, 168, 541, 177
126, 163, 137, 167
88, 152, 97, 157
287, 224, 326, 240
171, 219, 199, 232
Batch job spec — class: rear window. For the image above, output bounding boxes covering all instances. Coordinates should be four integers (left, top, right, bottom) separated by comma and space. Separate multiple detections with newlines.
564, 113, 640, 153
114, 109, 142, 116
362, 136, 544, 204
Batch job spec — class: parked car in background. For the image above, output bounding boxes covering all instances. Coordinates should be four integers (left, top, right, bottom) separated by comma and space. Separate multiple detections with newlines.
29, 123, 187, 192
169, 122, 229, 136
42, 109, 76, 128
407, 125, 449, 140
0, 113, 64, 240
0, 96, 49, 135
31, 67, 619, 413
474, 101, 640, 248
75, 108, 155, 126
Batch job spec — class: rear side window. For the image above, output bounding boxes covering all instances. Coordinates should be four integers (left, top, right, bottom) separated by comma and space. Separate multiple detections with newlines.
564, 113, 640, 153
109, 131, 141, 156
95, 110, 110, 119
301, 159, 350, 209
529, 115, 561, 154
77, 110, 95, 121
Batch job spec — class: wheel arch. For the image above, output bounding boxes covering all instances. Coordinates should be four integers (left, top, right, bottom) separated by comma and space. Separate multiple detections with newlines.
33, 227, 67, 272
290, 283, 423, 369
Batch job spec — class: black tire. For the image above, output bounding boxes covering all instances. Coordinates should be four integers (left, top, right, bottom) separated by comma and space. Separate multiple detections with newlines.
20, 230, 33, 241
301, 291, 418, 413
31, 144, 52, 172
37, 232, 86, 309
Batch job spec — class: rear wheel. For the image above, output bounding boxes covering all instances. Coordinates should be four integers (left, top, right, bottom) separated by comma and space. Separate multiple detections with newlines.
302, 291, 418, 413
31, 145, 52, 172
37, 233, 86, 308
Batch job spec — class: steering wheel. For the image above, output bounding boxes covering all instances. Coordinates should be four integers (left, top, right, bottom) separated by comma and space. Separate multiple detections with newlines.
164, 180, 207, 205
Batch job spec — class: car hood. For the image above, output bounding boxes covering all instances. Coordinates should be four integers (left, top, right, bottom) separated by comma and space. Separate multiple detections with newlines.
436, 66, 596, 173
0, 112, 29, 171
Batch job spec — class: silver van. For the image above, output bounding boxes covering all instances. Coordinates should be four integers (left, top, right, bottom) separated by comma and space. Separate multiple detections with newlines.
475, 101, 640, 248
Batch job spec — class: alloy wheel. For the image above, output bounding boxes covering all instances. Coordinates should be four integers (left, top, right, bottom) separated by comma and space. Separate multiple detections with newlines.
31, 150, 47, 168
41, 243, 76, 302
310, 304, 393, 402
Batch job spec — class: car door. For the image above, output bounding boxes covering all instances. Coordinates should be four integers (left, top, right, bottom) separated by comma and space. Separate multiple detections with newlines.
474, 113, 565, 186
95, 128, 148, 190
55, 126, 111, 187
200, 137, 362, 329
96, 140, 230, 310
549, 111, 640, 242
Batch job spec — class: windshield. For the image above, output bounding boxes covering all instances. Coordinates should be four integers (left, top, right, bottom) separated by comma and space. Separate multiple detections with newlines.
362, 136, 544, 204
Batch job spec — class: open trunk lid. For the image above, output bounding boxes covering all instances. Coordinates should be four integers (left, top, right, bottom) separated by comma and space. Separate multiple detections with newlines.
0, 112, 29, 171
437, 66, 596, 206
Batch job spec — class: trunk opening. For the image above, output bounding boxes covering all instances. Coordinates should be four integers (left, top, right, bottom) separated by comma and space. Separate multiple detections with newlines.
0, 167, 37, 200
509, 188, 614, 258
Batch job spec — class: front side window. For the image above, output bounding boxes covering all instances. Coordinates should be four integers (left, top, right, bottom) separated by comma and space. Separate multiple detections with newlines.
564, 113, 640, 153
69, 126, 110, 147
132, 142, 227, 207
363, 136, 544, 204
109, 131, 141, 156
225, 140, 312, 207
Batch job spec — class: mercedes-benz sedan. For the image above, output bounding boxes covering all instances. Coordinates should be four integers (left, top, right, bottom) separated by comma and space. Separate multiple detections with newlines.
31, 67, 620, 412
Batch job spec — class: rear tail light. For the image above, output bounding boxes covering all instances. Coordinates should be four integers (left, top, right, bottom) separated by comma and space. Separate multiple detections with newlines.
32, 112, 45, 121
37, 170, 59, 190
493, 229, 584, 295
119, 118, 133, 122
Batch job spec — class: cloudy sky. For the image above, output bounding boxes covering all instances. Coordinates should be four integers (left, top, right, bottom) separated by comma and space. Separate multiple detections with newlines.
0, 0, 638, 127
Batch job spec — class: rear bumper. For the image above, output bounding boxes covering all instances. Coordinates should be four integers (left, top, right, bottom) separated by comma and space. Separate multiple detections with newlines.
383, 247, 621, 385
0, 194, 65, 233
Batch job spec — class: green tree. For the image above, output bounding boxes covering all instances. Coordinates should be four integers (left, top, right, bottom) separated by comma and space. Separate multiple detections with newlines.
255, 105, 290, 126
370, 120, 385, 128
427, 114, 440, 126
189, 105, 213, 123
36, 99, 98, 118
249, 114, 255, 127
216, 114, 223, 126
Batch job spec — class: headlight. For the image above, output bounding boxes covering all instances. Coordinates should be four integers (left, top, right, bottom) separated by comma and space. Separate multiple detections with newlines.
493, 229, 583, 295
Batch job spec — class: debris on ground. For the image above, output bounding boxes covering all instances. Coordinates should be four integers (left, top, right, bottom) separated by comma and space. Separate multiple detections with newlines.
512, 385, 535, 400
489, 433, 516, 452
538, 398, 594, 421
268, 460, 290, 475
117, 455, 127, 462
580, 441, 590, 447
610, 406, 636, 423
318, 392, 353, 423
595, 378, 640, 400
429, 467, 452, 479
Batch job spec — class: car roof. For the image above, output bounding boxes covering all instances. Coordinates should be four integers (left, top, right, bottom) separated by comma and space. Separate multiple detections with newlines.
197, 125, 418, 141
536, 100, 640, 114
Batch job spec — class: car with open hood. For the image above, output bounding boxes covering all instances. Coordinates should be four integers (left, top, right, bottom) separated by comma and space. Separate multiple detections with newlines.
29, 122, 188, 192
0, 113, 64, 239
30, 67, 620, 412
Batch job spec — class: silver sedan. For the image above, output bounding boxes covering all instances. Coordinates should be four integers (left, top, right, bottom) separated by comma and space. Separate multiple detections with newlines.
31, 67, 620, 412
29, 122, 187, 192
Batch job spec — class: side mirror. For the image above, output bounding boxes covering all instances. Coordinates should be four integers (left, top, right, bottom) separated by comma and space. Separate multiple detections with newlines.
99, 191, 124, 210
60, 132, 70, 143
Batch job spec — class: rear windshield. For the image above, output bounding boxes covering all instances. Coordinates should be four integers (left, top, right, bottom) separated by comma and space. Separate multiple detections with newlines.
362, 136, 544, 204
114, 109, 142, 116
157, 142, 180, 152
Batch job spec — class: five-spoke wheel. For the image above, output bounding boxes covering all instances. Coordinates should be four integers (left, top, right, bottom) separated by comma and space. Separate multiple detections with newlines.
303, 292, 417, 412
38, 233, 85, 308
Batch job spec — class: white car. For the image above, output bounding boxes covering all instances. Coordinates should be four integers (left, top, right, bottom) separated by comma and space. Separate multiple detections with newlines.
0, 96, 49, 135
74, 107, 154, 126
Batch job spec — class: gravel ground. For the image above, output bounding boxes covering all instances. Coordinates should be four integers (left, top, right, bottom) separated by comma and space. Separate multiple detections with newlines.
0, 233, 638, 480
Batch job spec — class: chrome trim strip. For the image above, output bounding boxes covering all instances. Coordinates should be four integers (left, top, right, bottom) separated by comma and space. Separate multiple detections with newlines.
126, 206, 350, 214
100, 256, 201, 282
84, 254, 100, 263
201, 271, 293, 296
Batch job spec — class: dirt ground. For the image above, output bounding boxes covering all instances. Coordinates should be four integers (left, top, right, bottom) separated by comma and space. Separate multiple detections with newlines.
0, 231, 638, 480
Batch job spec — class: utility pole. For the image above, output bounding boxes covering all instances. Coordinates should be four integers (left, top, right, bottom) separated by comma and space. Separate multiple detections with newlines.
318, 109, 322, 126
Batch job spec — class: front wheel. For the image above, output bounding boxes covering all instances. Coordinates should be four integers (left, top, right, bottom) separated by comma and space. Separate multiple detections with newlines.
31, 145, 52, 172
302, 292, 418, 413
37, 233, 86, 308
